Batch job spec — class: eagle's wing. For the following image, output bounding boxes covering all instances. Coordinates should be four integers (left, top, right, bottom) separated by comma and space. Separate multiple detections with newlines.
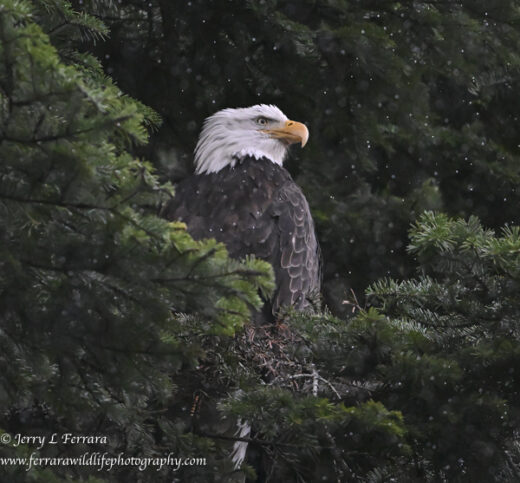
161, 157, 321, 318
269, 179, 321, 312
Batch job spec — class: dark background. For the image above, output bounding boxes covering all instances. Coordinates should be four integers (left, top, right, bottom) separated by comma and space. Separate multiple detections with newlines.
75, 0, 520, 315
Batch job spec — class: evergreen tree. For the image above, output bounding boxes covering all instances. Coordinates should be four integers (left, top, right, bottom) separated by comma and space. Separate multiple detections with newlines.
363, 212, 520, 480
266, 212, 520, 481
0, 1, 274, 480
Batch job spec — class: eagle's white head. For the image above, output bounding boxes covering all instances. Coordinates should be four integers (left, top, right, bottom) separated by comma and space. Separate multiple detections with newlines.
194, 104, 309, 174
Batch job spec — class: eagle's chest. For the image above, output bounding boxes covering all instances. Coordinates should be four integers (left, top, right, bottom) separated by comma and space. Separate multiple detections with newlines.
165, 157, 321, 314
193, 166, 282, 247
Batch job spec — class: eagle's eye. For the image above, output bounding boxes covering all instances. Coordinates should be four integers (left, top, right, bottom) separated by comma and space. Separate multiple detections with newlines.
256, 117, 269, 126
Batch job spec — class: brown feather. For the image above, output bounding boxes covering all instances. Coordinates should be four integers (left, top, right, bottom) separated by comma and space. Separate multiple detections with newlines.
161, 157, 321, 321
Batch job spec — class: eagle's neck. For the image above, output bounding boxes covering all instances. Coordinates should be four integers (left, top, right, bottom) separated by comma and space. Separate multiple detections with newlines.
233, 148, 281, 164
194, 129, 287, 175
195, 142, 286, 175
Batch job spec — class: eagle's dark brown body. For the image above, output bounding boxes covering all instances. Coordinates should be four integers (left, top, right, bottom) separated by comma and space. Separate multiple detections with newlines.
163, 156, 321, 320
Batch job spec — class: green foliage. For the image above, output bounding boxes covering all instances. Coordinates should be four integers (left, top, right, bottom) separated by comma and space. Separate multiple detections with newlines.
279, 213, 520, 480
365, 212, 520, 480
0, 1, 273, 480
219, 386, 408, 481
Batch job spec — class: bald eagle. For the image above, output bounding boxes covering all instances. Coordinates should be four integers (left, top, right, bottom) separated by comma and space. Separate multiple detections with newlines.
163, 104, 321, 322
163, 105, 321, 473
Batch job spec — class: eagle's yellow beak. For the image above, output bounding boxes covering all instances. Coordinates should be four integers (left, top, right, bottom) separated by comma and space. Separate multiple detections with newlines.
264, 120, 309, 147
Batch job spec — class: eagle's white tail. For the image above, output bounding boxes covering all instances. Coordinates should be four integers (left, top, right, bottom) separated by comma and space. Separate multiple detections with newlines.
230, 418, 251, 469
